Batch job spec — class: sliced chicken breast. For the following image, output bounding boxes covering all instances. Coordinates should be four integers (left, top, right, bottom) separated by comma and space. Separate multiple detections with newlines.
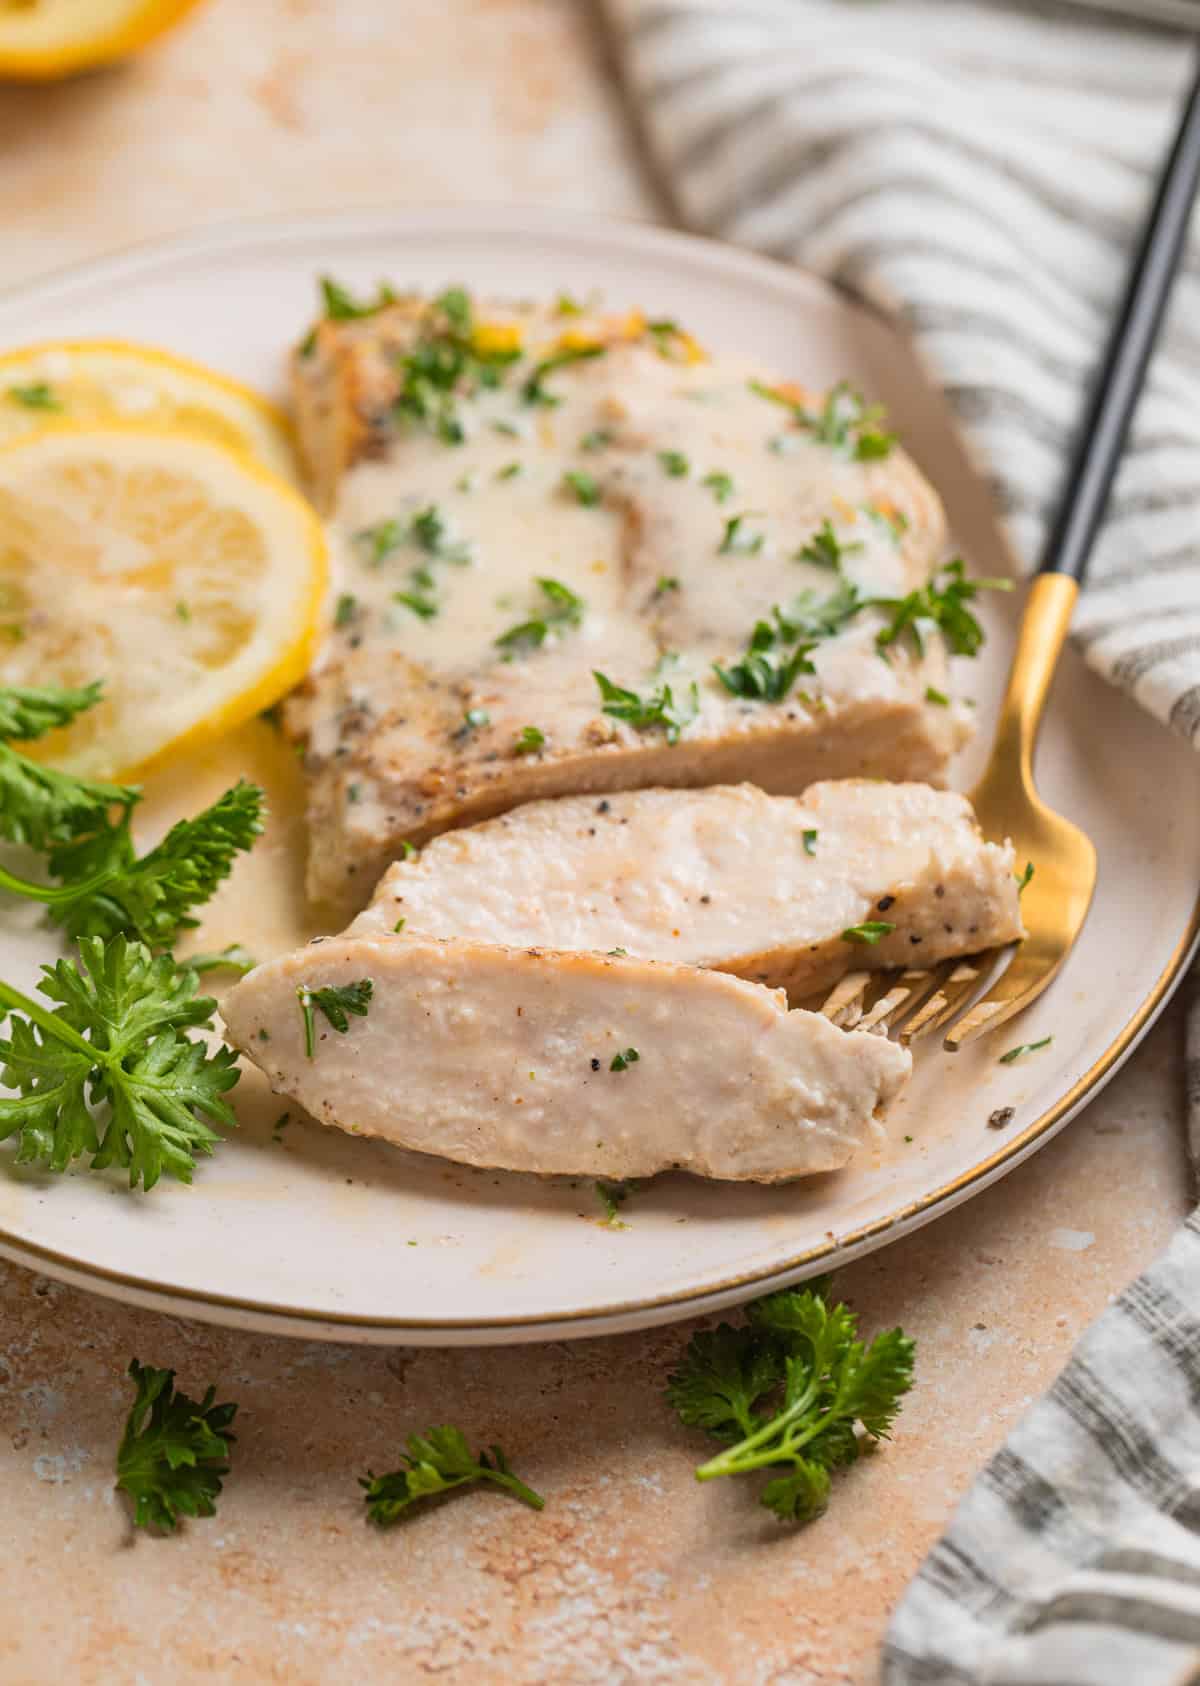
289, 292, 976, 907
353, 781, 1024, 998
222, 936, 912, 1182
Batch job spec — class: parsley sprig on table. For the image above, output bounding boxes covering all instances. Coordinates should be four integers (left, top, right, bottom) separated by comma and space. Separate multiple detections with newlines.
0, 683, 264, 949
0, 936, 240, 1189
361, 1427, 544, 1524
668, 1281, 915, 1523
116, 1360, 237, 1532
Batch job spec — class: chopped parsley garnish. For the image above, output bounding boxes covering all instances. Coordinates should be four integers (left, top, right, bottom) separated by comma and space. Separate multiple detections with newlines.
654, 575, 680, 598
555, 291, 584, 316
1016, 862, 1034, 893
513, 725, 546, 755
356, 518, 407, 565
563, 469, 601, 507
410, 504, 472, 564
610, 1047, 639, 1072
750, 378, 895, 461
522, 343, 605, 406
593, 671, 699, 745
718, 512, 766, 556
795, 519, 861, 571
0, 936, 240, 1188
116, 1360, 237, 1533
872, 560, 1009, 660
924, 686, 950, 706
841, 922, 895, 944
646, 318, 680, 356
296, 978, 373, 1059
580, 428, 613, 452
399, 840, 418, 860
319, 275, 398, 322
714, 578, 861, 703
393, 917, 406, 933
7, 381, 62, 411
667, 1280, 914, 1524
658, 449, 690, 478
702, 470, 734, 503
998, 1036, 1053, 1065
802, 829, 818, 856
361, 1427, 543, 1525
391, 288, 519, 445
393, 586, 439, 621
334, 592, 359, 628
496, 577, 585, 655
496, 461, 523, 481
596, 1180, 633, 1227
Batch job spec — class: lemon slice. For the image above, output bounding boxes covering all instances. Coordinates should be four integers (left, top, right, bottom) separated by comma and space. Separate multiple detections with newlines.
0, 0, 203, 79
0, 341, 295, 480
0, 423, 327, 779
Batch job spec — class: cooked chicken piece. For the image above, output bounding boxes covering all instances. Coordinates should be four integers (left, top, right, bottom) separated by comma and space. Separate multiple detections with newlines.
289, 292, 975, 907
221, 936, 912, 1182
352, 781, 1024, 998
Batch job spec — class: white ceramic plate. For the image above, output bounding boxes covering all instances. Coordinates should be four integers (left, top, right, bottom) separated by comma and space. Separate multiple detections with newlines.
0, 207, 1196, 1346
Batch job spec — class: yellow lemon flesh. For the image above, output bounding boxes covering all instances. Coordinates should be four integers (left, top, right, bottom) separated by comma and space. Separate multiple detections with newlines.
0, 341, 296, 481
0, 0, 204, 79
0, 423, 327, 779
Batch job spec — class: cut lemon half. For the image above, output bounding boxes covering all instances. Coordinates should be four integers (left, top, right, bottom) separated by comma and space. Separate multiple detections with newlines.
0, 423, 327, 779
0, 340, 295, 480
0, 0, 204, 80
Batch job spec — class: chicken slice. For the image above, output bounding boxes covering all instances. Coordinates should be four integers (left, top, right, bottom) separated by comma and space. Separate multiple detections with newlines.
221, 936, 912, 1182
288, 292, 974, 907
351, 781, 1024, 999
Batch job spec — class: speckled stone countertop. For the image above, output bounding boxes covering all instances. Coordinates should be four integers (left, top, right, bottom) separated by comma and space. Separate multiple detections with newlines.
0, 4, 1192, 1681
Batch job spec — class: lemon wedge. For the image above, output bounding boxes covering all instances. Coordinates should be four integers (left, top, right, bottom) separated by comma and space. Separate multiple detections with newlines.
0, 0, 204, 79
0, 341, 295, 480
0, 423, 327, 779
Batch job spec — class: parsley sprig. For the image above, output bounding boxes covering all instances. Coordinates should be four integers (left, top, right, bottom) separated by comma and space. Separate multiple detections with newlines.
0, 685, 264, 949
361, 1427, 543, 1524
391, 288, 521, 445
668, 1281, 914, 1523
0, 937, 240, 1189
116, 1360, 237, 1532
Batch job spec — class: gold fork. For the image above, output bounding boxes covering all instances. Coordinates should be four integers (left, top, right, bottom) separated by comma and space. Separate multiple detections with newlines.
824, 57, 1200, 1052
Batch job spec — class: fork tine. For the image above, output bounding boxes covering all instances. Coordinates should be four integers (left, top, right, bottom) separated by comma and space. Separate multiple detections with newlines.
943, 946, 1066, 1050
820, 970, 873, 1026
902, 961, 984, 1042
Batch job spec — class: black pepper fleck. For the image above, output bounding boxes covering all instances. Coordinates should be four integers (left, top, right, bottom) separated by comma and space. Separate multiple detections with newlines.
877, 895, 895, 912
597, 800, 610, 814
590, 1058, 601, 1071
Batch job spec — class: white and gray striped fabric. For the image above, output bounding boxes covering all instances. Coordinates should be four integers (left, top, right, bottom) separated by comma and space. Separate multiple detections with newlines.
605, 0, 1200, 747
885, 977, 1200, 1686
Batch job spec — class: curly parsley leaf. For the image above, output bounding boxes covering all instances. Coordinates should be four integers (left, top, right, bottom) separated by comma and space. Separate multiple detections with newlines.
0, 682, 137, 853
593, 671, 699, 745
296, 978, 373, 1059
116, 1359, 237, 1533
2, 780, 267, 950
361, 1427, 543, 1525
185, 944, 258, 977
0, 937, 240, 1189
669, 1282, 914, 1524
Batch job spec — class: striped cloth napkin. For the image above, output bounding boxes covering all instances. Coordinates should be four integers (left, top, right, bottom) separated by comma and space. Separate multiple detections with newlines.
605, 0, 1200, 749
602, 3, 1200, 1680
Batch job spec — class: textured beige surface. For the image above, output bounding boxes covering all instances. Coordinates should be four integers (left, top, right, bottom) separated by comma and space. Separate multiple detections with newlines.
0, 4, 1191, 1682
